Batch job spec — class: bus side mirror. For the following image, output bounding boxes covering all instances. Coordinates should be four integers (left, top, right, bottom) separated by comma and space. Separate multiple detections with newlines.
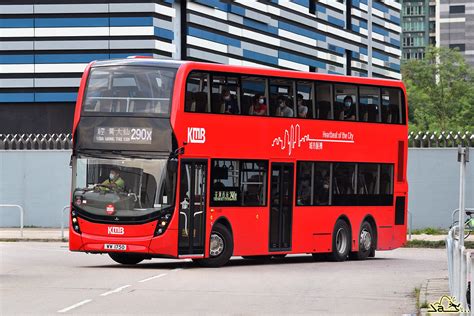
168, 159, 178, 173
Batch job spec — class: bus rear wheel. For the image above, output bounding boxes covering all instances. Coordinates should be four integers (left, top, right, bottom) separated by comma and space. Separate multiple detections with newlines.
330, 219, 351, 262
109, 253, 144, 265
196, 223, 233, 268
350, 221, 375, 260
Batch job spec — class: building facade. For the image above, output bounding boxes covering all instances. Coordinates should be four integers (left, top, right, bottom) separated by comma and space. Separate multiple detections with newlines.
0, 0, 402, 133
400, 0, 436, 60
439, 0, 474, 66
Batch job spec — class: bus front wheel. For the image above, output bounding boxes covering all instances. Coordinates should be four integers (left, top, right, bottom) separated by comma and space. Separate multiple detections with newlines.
197, 223, 233, 267
109, 253, 145, 265
330, 219, 351, 262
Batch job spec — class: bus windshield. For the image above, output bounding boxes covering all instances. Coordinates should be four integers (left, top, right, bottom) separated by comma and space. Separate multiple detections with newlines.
72, 155, 177, 218
82, 66, 176, 115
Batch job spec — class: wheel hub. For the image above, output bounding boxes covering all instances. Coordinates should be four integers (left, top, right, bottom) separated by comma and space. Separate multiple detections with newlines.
336, 228, 347, 254
210, 233, 224, 257
360, 229, 372, 251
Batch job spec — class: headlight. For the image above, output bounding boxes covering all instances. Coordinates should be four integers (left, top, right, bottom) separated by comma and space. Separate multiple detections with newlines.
154, 213, 172, 236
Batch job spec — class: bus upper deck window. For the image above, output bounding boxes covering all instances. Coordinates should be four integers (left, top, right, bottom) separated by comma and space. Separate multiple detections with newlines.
296, 81, 314, 119
211, 75, 240, 114
381, 88, 402, 124
334, 84, 357, 121
186, 72, 209, 113
359, 86, 381, 123
315, 83, 332, 120
242, 76, 267, 116
269, 78, 295, 118
83, 66, 176, 115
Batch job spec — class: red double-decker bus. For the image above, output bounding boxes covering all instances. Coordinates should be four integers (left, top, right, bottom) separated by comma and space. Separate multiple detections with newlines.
70, 58, 408, 267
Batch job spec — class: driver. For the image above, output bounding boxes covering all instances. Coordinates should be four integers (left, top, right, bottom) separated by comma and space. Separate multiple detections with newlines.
101, 168, 125, 191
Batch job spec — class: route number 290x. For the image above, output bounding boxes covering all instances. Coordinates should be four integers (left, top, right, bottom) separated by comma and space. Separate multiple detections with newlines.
131, 128, 152, 141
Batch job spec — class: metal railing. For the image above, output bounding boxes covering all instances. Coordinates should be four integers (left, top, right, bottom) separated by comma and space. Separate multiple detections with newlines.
446, 146, 471, 313
446, 227, 473, 313
408, 131, 473, 148
0, 133, 72, 150
61, 205, 70, 240
0, 204, 24, 237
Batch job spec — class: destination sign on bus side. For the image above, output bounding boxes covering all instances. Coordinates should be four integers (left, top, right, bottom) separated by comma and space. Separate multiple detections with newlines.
93, 127, 153, 144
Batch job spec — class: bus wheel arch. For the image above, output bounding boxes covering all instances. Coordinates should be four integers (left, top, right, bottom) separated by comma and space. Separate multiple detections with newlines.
196, 217, 234, 267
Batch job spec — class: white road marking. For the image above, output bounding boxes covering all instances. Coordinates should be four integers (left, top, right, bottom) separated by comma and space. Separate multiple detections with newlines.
138, 273, 167, 283
57, 299, 92, 313
172, 268, 183, 272
100, 285, 131, 296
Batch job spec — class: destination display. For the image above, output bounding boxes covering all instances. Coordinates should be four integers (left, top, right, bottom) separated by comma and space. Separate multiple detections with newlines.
94, 127, 153, 144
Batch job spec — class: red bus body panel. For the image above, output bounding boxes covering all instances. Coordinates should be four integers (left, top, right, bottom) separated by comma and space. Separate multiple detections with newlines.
70, 60, 408, 258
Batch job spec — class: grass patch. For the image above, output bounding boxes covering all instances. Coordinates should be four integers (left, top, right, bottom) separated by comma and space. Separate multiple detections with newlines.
414, 287, 421, 310
411, 227, 448, 235
405, 239, 474, 248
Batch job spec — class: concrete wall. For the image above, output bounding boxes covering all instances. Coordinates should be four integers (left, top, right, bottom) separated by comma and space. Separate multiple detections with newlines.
0, 148, 472, 228
408, 148, 473, 229
0, 150, 71, 227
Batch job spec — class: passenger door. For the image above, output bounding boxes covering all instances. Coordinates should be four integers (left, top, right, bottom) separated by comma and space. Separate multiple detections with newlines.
269, 163, 294, 251
178, 160, 207, 256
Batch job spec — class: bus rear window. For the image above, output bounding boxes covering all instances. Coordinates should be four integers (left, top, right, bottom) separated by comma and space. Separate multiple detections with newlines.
83, 66, 176, 115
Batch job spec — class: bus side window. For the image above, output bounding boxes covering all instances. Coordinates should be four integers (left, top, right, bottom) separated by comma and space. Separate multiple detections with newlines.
315, 83, 332, 119
381, 88, 401, 124
380, 164, 394, 195
359, 87, 381, 123
357, 163, 378, 195
186, 72, 209, 113
332, 163, 356, 206
242, 76, 267, 116
211, 75, 240, 114
240, 161, 267, 206
270, 78, 295, 118
334, 84, 357, 121
296, 162, 330, 206
210, 160, 240, 206
297, 81, 313, 119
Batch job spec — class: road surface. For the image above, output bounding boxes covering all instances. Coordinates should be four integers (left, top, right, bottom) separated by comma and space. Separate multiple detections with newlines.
0, 242, 447, 315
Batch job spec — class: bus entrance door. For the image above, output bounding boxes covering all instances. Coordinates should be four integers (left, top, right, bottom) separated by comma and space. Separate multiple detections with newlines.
269, 163, 293, 251
178, 160, 207, 257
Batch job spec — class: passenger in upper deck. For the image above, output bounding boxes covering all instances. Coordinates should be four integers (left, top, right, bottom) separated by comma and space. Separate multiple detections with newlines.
249, 94, 267, 115
276, 96, 294, 117
296, 94, 308, 118
343, 95, 356, 121
221, 88, 239, 114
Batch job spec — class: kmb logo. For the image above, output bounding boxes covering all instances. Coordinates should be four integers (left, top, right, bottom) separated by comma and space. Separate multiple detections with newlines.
187, 127, 206, 144
107, 227, 124, 235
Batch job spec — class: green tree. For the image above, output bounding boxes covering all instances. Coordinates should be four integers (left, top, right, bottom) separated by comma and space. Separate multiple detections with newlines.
401, 47, 474, 132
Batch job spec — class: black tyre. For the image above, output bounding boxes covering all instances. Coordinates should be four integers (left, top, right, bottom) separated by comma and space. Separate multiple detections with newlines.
330, 219, 351, 262
197, 223, 233, 267
350, 221, 375, 260
109, 253, 144, 265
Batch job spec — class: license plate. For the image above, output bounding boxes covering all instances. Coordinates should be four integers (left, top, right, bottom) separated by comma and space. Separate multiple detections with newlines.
104, 244, 127, 251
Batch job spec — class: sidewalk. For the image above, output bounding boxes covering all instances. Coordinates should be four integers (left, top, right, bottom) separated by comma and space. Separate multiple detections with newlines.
0, 228, 68, 241
419, 278, 451, 315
